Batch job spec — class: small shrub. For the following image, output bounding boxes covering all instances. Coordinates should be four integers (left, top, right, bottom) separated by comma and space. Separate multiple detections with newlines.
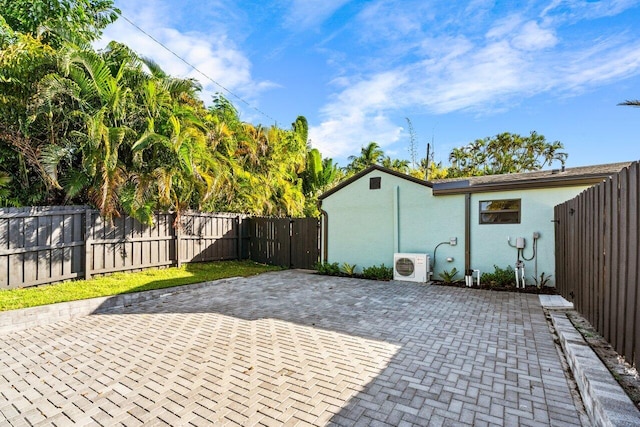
533, 272, 552, 288
439, 267, 459, 283
481, 265, 516, 288
315, 261, 341, 276
362, 264, 393, 281
340, 262, 357, 276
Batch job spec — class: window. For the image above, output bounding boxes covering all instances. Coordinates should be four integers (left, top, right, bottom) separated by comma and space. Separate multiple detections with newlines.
370, 177, 381, 189
479, 199, 521, 224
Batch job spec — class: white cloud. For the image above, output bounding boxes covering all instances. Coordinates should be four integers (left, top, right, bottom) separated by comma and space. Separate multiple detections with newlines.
310, 4, 640, 158
309, 111, 402, 159
97, 1, 275, 107
94, 0, 640, 161
356, 1, 427, 41
559, 39, 640, 90
511, 21, 557, 51
487, 17, 557, 51
309, 72, 406, 157
542, 0, 640, 22
283, 0, 352, 30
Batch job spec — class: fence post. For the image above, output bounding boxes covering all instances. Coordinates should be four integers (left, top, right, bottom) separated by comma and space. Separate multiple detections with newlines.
84, 208, 92, 280
175, 213, 182, 268
236, 215, 242, 261
289, 218, 294, 268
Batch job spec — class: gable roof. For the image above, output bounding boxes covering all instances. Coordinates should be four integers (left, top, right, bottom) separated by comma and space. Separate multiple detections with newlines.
319, 161, 635, 200
318, 165, 431, 200
431, 161, 633, 195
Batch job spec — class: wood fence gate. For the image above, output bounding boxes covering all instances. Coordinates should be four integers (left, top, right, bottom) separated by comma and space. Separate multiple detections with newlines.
248, 217, 320, 269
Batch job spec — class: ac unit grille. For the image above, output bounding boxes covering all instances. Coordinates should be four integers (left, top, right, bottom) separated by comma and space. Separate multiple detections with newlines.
395, 258, 415, 276
393, 253, 430, 283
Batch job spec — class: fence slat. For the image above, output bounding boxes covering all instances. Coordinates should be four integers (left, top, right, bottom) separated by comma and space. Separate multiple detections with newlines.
615, 169, 629, 356
625, 164, 638, 364
610, 174, 620, 350
556, 162, 640, 367
0, 208, 318, 289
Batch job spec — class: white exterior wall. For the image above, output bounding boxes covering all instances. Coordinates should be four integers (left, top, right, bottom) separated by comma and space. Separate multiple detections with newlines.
321, 169, 465, 277
322, 170, 396, 271
321, 168, 595, 285
468, 186, 591, 286
398, 189, 464, 279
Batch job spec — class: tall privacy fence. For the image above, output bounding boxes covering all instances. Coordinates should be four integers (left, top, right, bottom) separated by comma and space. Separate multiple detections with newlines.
555, 161, 640, 367
0, 206, 320, 290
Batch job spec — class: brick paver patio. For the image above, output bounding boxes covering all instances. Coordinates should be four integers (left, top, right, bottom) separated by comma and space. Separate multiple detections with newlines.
0, 270, 586, 426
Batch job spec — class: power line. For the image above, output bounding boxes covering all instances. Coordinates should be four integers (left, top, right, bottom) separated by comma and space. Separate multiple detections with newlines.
119, 13, 278, 124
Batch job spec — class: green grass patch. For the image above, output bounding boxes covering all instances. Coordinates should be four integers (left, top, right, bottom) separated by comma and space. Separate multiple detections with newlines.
0, 260, 282, 312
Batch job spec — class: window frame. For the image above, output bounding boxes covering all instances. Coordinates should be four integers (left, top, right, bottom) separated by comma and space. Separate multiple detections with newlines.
369, 177, 381, 190
479, 199, 521, 224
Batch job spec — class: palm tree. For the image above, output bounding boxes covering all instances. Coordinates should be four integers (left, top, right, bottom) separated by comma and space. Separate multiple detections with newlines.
382, 156, 410, 173
301, 148, 340, 198
347, 142, 384, 173
619, 100, 640, 107
0, 33, 322, 219
59, 47, 135, 221
0, 33, 63, 203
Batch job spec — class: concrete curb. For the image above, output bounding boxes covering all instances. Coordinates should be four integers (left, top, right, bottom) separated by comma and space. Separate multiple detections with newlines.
0, 277, 241, 336
551, 312, 640, 427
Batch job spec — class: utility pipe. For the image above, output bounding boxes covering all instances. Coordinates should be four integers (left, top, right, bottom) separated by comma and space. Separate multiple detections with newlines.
393, 185, 400, 253
464, 193, 471, 282
319, 205, 329, 263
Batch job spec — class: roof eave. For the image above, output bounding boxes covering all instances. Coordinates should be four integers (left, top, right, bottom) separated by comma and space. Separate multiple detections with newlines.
318, 165, 431, 200
432, 175, 612, 195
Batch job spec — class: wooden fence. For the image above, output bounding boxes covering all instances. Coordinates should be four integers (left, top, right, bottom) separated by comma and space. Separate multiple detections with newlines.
555, 161, 640, 367
249, 217, 320, 269
0, 206, 85, 289
85, 210, 246, 279
0, 207, 319, 289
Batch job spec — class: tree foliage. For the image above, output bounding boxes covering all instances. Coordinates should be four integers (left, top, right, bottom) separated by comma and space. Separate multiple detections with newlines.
447, 131, 567, 178
339, 130, 569, 184
301, 148, 340, 215
0, 0, 120, 47
0, 18, 339, 221
346, 142, 384, 173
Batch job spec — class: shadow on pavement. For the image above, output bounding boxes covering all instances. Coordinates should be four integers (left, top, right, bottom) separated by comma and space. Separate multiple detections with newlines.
87, 270, 582, 426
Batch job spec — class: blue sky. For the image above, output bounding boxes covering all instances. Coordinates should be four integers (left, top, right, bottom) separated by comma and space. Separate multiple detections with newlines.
99, 0, 640, 168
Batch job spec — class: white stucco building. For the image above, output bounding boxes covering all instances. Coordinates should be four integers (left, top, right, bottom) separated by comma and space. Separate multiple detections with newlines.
319, 162, 630, 286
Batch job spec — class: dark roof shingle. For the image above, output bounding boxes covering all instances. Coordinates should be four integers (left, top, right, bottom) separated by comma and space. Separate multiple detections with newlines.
431, 161, 633, 194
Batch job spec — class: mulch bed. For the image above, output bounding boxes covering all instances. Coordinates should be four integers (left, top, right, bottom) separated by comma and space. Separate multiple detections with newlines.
431, 281, 557, 294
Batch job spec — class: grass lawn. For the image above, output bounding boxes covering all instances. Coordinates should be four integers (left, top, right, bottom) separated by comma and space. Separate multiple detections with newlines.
0, 260, 282, 312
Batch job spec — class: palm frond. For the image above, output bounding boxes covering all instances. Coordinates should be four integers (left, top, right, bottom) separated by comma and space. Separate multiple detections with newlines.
619, 99, 640, 107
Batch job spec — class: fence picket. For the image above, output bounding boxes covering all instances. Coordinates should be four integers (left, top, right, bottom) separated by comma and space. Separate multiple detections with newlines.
616, 169, 629, 356
0, 206, 318, 289
625, 163, 639, 364
556, 162, 640, 367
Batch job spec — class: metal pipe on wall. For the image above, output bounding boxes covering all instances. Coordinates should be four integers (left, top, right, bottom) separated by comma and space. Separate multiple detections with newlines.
320, 208, 329, 263
465, 193, 471, 273
393, 185, 400, 253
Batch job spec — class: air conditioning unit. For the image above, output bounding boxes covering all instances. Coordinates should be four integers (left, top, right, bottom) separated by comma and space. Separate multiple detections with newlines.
393, 253, 430, 283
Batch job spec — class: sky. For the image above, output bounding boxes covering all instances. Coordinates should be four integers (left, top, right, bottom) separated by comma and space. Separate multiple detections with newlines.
98, 0, 640, 169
